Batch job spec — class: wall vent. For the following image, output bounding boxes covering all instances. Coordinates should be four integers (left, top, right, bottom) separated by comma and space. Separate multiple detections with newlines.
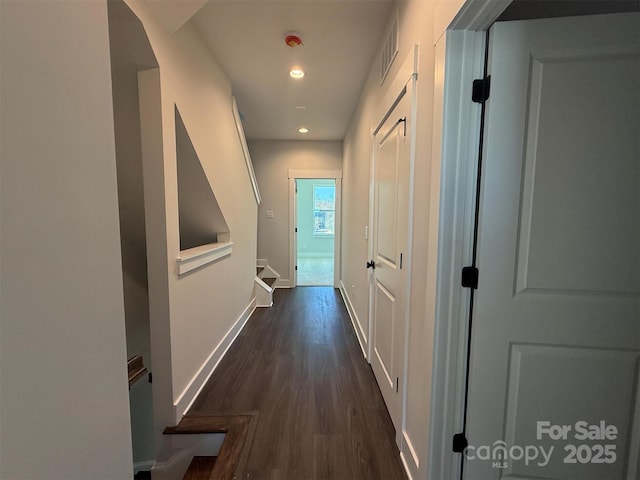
380, 11, 399, 85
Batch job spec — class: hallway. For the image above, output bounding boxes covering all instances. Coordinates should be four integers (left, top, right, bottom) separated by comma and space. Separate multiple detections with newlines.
189, 287, 406, 478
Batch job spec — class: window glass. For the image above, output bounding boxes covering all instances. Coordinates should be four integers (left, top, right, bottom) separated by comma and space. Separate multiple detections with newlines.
313, 185, 335, 235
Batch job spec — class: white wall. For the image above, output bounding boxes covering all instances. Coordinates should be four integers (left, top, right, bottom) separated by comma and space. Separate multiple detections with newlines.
0, 1, 133, 478
107, 0, 159, 465
125, 0, 259, 431
341, 0, 464, 477
249, 140, 342, 285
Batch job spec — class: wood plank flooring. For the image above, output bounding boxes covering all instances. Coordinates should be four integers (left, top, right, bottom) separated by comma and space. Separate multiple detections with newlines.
189, 287, 406, 479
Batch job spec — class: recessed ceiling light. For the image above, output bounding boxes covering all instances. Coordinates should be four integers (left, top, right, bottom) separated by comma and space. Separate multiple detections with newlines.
298, 127, 309, 134
295, 105, 307, 110
289, 69, 305, 79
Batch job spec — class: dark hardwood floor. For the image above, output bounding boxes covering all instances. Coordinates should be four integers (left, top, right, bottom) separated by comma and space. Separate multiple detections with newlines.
189, 287, 406, 479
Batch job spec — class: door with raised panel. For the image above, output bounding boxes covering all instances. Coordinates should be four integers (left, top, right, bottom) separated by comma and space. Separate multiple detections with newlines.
464, 13, 640, 480
370, 90, 410, 438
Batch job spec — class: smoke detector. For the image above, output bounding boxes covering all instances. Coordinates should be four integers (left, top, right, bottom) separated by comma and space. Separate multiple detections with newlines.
285, 32, 303, 48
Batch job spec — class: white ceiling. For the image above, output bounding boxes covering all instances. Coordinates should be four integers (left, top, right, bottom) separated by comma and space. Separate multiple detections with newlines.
188, 0, 395, 141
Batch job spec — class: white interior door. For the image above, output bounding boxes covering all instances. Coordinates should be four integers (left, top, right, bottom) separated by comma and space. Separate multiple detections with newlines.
370, 90, 410, 436
464, 13, 640, 480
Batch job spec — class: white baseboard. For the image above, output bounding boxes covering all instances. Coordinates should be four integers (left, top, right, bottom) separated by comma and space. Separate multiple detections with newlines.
276, 278, 293, 288
400, 451, 415, 480
338, 280, 367, 358
173, 298, 256, 419
256, 258, 268, 267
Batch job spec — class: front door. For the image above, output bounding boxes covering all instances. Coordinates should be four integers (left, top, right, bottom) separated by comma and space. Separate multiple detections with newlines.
464, 13, 640, 480
370, 88, 411, 439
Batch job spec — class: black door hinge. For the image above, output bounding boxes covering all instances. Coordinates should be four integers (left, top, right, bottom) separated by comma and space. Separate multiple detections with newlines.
148, 372, 153, 383
295, 265, 298, 271
461, 266, 479, 289
472, 76, 491, 103
399, 117, 407, 136
295, 227, 298, 233
452, 433, 468, 453
396, 377, 399, 393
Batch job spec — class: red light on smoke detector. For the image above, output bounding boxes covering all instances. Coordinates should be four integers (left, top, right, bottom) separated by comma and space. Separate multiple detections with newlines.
285, 35, 303, 47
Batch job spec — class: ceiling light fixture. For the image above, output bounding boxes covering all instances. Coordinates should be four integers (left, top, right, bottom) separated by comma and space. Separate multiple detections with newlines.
298, 127, 309, 134
289, 69, 305, 79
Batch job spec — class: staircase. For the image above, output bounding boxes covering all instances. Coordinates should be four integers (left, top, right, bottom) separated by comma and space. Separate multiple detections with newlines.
146, 413, 256, 479
254, 266, 277, 307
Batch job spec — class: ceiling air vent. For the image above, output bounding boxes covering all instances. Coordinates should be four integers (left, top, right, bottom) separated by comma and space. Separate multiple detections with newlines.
380, 11, 399, 85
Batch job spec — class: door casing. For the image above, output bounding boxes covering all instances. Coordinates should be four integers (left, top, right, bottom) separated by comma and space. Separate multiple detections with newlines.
288, 169, 342, 288
430, 1, 640, 479
367, 46, 419, 451
429, 1, 514, 479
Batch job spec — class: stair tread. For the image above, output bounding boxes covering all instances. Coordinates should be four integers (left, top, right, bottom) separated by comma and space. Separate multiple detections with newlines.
184, 456, 217, 480
256, 266, 264, 275
262, 277, 276, 287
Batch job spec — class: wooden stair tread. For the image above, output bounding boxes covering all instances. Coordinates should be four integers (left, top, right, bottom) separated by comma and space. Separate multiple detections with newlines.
183, 456, 216, 480
262, 277, 276, 287
256, 266, 264, 275
164, 413, 258, 479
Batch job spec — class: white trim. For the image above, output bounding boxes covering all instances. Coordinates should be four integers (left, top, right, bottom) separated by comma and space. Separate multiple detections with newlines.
275, 278, 293, 289
232, 96, 261, 204
339, 280, 367, 357
428, 29, 486, 480
449, 0, 513, 31
289, 177, 298, 287
403, 430, 420, 470
254, 278, 273, 307
399, 452, 414, 480
372, 46, 419, 136
256, 258, 268, 267
254, 276, 274, 291
173, 298, 256, 419
333, 177, 342, 288
428, 0, 513, 476
368, 45, 419, 450
176, 242, 233, 276
368, 46, 419, 364
287, 169, 342, 179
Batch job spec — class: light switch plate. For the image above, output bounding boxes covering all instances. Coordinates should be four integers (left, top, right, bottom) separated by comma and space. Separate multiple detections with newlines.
266, 210, 274, 219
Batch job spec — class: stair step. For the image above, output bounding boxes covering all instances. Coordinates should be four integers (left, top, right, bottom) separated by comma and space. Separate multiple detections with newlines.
184, 456, 217, 479
262, 277, 276, 288
256, 266, 264, 276
163, 413, 257, 479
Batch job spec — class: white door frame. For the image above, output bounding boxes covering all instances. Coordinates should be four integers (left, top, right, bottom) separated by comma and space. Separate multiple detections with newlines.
428, 1, 513, 479
367, 46, 419, 365
367, 46, 419, 452
288, 169, 342, 288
